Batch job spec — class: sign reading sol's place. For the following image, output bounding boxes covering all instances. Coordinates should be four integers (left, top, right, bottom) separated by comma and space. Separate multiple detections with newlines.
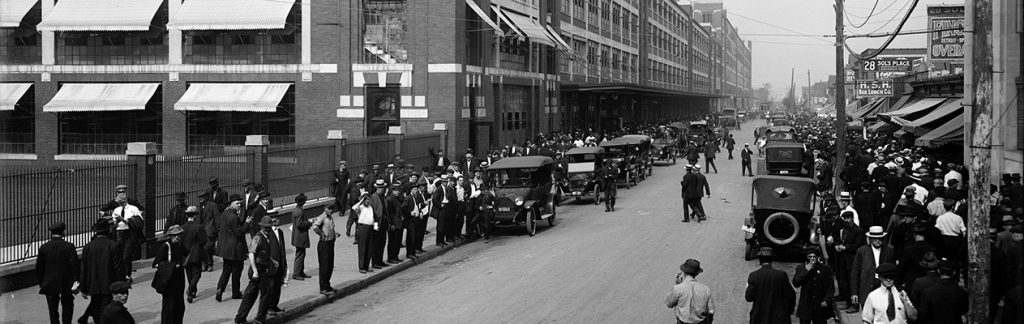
927, 5, 964, 61
862, 58, 914, 72
855, 80, 893, 97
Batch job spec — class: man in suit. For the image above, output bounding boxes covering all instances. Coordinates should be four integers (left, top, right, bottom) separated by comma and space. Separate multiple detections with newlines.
234, 216, 285, 324
291, 193, 313, 281
155, 225, 187, 324
368, 179, 390, 268
386, 183, 409, 263
793, 247, 834, 324
331, 161, 351, 212
241, 179, 258, 218
36, 222, 79, 324
745, 247, 796, 324
265, 212, 288, 316
345, 172, 368, 240
110, 188, 144, 284
180, 207, 207, 303
206, 177, 229, 213
429, 148, 451, 174
680, 165, 696, 221
849, 226, 895, 313
861, 263, 919, 323
248, 191, 271, 236
216, 194, 251, 302
432, 175, 456, 246
166, 192, 189, 231
854, 181, 884, 229
741, 144, 754, 176
197, 191, 219, 271
99, 281, 134, 324
829, 211, 864, 310
896, 223, 935, 292
917, 259, 967, 323
79, 219, 120, 324
602, 159, 619, 212
463, 151, 480, 175
691, 165, 711, 221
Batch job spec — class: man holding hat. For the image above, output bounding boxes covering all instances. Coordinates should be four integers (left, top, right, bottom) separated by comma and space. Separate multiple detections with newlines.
849, 226, 895, 313
793, 247, 835, 324
154, 225, 187, 324
36, 222, 79, 324
216, 194, 251, 302
180, 206, 207, 303
99, 281, 134, 324
79, 219, 120, 324
860, 263, 918, 323
665, 259, 714, 324
745, 247, 796, 324
166, 192, 189, 232
740, 143, 754, 176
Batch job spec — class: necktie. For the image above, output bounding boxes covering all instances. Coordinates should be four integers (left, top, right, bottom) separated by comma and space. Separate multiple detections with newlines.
886, 287, 896, 321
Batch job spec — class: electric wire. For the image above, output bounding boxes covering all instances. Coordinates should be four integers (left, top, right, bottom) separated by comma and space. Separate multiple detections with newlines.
845, 0, 880, 28
845, 0, 921, 61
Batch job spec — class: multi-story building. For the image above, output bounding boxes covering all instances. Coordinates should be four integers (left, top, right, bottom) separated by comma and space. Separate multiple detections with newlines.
1, 0, 752, 161
688, 1, 752, 111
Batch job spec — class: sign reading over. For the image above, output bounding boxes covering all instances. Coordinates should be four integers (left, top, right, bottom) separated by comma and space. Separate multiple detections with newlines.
862, 58, 915, 72
927, 5, 964, 61
855, 80, 893, 97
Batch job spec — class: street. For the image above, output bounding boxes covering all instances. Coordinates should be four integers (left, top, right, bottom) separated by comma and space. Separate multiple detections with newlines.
293, 120, 804, 323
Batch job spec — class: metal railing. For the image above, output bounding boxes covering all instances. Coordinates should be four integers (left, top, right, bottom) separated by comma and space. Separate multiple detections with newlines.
153, 152, 255, 231
0, 163, 137, 264
266, 144, 334, 204
401, 134, 440, 172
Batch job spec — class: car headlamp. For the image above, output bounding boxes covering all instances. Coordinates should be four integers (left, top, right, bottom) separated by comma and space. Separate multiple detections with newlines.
514, 197, 524, 206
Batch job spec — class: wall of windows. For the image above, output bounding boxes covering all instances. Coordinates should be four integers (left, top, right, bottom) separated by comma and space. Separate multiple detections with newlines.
58, 85, 163, 155
186, 84, 295, 148
360, 0, 408, 64
183, 3, 300, 65
0, 2, 41, 65
0, 87, 35, 153
55, 5, 168, 65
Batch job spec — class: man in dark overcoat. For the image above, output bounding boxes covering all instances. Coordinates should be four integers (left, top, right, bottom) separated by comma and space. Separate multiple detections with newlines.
180, 207, 207, 303
154, 225, 187, 324
849, 226, 895, 313
680, 165, 697, 222
793, 247, 834, 324
79, 219, 120, 324
853, 181, 883, 229
36, 222, 79, 324
206, 177, 229, 213
197, 191, 219, 271
291, 193, 312, 281
745, 247, 796, 324
165, 192, 188, 231
331, 161, 351, 211
740, 144, 754, 176
216, 194, 251, 302
828, 211, 863, 309
234, 216, 286, 324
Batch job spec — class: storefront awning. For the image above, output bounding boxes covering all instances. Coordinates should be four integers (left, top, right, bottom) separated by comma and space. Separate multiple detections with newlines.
878, 97, 947, 120
884, 94, 912, 114
37, 0, 163, 31
465, 0, 501, 31
174, 83, 290, 112
168, 0, 295, 30
494, 7, 555, 46
544, 25, 571, 51
0, 83, 33, 111
901, 98, 963, 136
1, 0, 38, 28
43, 83, 160, 112
915, 115, 964, 147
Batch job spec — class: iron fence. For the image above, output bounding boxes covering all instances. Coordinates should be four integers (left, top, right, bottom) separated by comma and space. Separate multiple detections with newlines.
345, 136, 395, 172
153, 152, 255, 232
401, 133, 440, 173
266, 144, 335, 206
0, 163, 137, 264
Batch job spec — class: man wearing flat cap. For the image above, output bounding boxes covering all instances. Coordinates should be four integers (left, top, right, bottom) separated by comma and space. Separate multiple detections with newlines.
37, 222, 79, 324
431, 174, 457, 246
154, 225, 187, 324
665, 259, 714, 324
861, 263, 918, 323
849, 226, 895, 313
235, 216, 284, 324
181, 206, 208, 303
79, 219, 120, 324
197, 191, 219, 271
216, 194, 251, 302
165, 191, 189, 232
793, 247, 834, 324
745, 247, 795, 324
99, 281, 134, 324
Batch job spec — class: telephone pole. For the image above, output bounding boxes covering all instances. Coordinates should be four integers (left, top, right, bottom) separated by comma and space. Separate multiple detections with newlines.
966, 0, 992, 321
833, 0, 847, 192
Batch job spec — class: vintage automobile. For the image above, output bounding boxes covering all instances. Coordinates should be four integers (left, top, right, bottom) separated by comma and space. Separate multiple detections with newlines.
764, 142, 807, 176
599, 138, 641, 188
743, 175, 818, 260
560, 147, 605, 204
769, 113, 790, 127
618, 135, 654, 177
687, 120, 712, 148
720, 108, 738, 129
764, 126, 798, 143
651, 136, 678, 165
485, 156, 558, 236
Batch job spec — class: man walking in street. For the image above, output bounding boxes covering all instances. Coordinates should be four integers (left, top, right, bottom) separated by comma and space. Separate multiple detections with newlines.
36, 222, 79, 324
692, 165, 711, 221
180, 207, 207, 303
99, 281, 134, 324
745, 247, 796, 324
79, 219, 119, 324
197, 191, 219, 272
793, 247, 834, 324
216, 194, 251, 302
703, 143, 718, 174
603, 159, 619, 212
680, 166, 696, 222
741, 143, 754, 177
725, 134, 736, 160
849, 226, 895, 314
291, 193, 312, 282
312, 204, 339, 294
829, 211, 863, 310
665, 259, 714, 324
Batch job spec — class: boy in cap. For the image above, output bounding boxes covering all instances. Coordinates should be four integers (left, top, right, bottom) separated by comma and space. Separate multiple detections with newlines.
665, 259, 714, 324
861, 263, 918, 323
99, 281, 134, 324
37, 222, 79, 324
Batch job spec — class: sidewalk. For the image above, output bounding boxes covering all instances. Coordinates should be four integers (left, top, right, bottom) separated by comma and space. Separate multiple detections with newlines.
0, 218, 463, 324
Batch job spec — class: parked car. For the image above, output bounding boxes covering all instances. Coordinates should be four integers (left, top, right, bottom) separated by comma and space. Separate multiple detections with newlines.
618, 135, 654, 177
485, 156, 558, 236
599, 138, 640, 188
764, 126, 797, 143
764, 142, 807, 176
560, 147, 605, 205
743, 175, 818, 260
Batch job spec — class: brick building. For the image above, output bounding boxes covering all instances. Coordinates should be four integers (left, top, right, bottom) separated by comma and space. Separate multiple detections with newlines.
1, 0, 753, 161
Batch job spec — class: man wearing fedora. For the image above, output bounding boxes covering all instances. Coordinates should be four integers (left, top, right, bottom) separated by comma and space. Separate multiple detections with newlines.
180, 206, 207, 303
79, 219, 120, 324
216, 194, 252, 302
861, 263, 918, 323
235, 216, 282, 324
154, 225, 187, 324
432, 174, 456, 246
166, 192, 189, 231
36, 222, 79, 324
793, 247, 834, 324
909, 251, 941, 305
849, 226, 895, 314
745, 247, 795, 324
665, 259, 714, 324
895, 224, 935, 292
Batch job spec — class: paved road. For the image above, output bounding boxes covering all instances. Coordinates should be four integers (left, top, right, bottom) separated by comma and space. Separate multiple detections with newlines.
293, 119, 806, 323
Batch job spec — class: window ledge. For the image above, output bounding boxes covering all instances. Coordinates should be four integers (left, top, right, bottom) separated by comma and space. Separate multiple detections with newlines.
0, 153, 37, 160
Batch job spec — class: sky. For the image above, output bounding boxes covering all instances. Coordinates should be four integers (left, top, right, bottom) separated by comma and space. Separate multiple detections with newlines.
690, 0, 962, 99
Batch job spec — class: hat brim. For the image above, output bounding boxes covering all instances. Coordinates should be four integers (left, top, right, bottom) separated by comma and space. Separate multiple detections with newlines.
866, 233, 886, 238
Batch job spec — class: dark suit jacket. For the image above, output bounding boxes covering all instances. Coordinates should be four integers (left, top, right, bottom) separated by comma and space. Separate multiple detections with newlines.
741, 148, 753, 163
80, 234, 120, 295
428, 149, 451, 170
385, 194, 405, 230
248, 204, 269, 236
199, 200, 220, 239
291, 208, 312, 248
100, 301, 135, 324
896, 240, 934, 290
36, 237, 79, 295
745, 264, 796, 324
831, 224, 865, 256
463, 158, 481, 174
851, 244, 895, 300
331, 169, 351, 198
793, 263, 835, 320
206, 187, 229, 212
853, 189, 883, 228
216, 208, 250, 261
910, 272, 941, 305
181, 220, 207, 265
243, 191, 259, 217
165, 203, 188, 232
918, 278, 969, 324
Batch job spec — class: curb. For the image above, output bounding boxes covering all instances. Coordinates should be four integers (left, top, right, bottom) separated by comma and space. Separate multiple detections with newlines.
265, 238, 469, 324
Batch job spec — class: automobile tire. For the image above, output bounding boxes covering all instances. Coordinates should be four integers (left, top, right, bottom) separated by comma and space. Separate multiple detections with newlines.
548, 203, 556, 227
593, 185, 600, 205
625, 173, 632, 189
763, 212, 800, 245
744, 242, 756, 261
526, 209, 537, 236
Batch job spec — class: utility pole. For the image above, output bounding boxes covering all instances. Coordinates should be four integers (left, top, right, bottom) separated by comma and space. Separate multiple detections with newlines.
833, 0, 847, 192
807, 69, 812, 110
966, 0, 992, 321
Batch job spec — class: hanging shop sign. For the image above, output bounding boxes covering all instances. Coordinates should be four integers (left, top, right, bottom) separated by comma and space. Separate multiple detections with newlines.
855, 80, 893, 97
927, 5, 964, 61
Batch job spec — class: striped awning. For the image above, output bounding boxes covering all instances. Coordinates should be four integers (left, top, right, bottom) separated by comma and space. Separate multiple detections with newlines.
465, 0, 501, 31
915, 115, 964, 147
878, 98, 947, 120
495, 7, 555, 46
0, 83, 33, 111
544, 25, 572, 51
174, 83, 290, 112
37, 0, 163, 31
0, 0, 38, 28
44, 83, 160, 112
901, 98, 963, 136
168, 0, 295, 30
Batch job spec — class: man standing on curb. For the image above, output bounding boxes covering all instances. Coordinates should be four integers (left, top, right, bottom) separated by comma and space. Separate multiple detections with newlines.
741, 144, 754, 177
37, 222, 78, 324
312, 204, 338, 295
216, 194, 251, 302
291, 194, 312, 282
746, 247, 796, 324
665, 259, 714, 324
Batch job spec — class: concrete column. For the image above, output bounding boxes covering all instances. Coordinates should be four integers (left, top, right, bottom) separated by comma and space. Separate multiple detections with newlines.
41, 0, 54, 65
168, 0, 182, 64
328, 130, 347, 164
388, 126, 404, 159
126, 142, 157, 257
245, 135, 270, 191
301, 0, 311, 64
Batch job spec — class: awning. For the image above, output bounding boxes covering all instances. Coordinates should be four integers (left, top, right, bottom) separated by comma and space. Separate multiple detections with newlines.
174, 83, 290, 112
867, 121, 899, 133
1, 83, 33, 111
915, 115, 964, 147
465, 0, 501, 31
878, 97, 947, 120
1, 0, 37, 27
901, 98, 963, 136
491, 5, 524, 39
544, 25, 572, 51
494, 7, 555, 46
884, 94, 912, 114
37, 0, 163, 31
43, 83, 160, 112
168, 0, 295, 30
843, 100, 863, 118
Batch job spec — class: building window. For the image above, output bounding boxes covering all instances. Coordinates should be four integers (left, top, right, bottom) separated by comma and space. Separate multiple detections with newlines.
361, 0, 408, 63
186, 84, 296, 153
0, 86, 35, 154
0, 28, 41, 64
184, 2, 300, 64
365, 86, 401, 136
58, 85, 163, 155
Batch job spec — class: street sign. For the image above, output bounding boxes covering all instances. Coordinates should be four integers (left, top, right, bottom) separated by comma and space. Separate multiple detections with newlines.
927, 5, 965, 61
862, 58, 914, 72
855, 80, 893, 97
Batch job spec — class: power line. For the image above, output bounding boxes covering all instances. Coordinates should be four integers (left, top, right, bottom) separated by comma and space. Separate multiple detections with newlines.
845, 0, 880, 28
728, 11, 834, 45
845, 0, 921, 60
860, 0, 914, 34
845, 26, 962, 38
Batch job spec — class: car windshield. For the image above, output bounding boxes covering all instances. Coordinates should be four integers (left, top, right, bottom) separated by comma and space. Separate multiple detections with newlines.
487, 168, 535, 187
766, 132, 795, 141
567, 154, 597, 163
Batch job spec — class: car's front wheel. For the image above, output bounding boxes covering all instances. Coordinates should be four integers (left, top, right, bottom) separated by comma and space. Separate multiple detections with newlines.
526, 209, 537, 236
